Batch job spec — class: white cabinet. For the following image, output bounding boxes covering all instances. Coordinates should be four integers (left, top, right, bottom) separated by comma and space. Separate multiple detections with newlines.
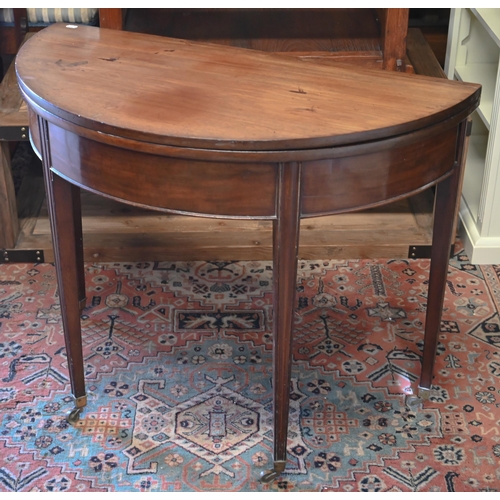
445, 8, 500, 264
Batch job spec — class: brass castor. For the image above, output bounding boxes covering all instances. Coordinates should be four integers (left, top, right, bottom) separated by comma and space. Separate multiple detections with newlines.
65, 394, 87, 424
405, 395, 422, 409
405, 387, 430, 410
259, 461, 286, 484
66, 406, 82, 424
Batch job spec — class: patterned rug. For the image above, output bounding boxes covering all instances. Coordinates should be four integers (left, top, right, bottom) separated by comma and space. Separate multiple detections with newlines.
1, 247, 500, 492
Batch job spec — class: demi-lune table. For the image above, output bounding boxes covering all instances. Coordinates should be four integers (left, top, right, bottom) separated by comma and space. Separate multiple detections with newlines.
16, 24, 480, 482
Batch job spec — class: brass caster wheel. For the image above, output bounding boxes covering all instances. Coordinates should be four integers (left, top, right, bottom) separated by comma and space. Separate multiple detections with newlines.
405, 395, 422, 410
418, 388, 431, 401
259, 460, 286, 484
260, 469, 280, 484
66, 407, 82, 424
66, 394, 87, 425
405, 388, 430, 410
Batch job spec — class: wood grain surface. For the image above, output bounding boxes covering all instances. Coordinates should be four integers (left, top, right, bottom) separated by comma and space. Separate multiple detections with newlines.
16, 24, 480, 151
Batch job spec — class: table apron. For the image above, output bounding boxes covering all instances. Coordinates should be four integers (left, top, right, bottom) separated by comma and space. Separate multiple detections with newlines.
47, 122, 279, 218
301, 125, 458, 216
45, 119, 458, 219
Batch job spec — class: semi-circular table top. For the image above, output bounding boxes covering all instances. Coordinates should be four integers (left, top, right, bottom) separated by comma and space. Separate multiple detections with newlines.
16, 24, 480, 153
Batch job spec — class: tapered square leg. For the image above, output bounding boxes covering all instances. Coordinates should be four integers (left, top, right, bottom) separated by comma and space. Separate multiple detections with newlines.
261, 162, 301, 483
38, 116, 87, 421
420, 120, 469, 391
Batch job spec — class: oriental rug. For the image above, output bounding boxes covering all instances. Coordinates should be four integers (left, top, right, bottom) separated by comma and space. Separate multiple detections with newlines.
1, 248, 500, 492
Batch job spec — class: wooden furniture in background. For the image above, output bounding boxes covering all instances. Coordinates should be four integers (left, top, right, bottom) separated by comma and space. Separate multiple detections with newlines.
1, 8, 452, 263
121, 8, 411, 70
98, 8, 124, 31
0, 8, 26, 66
377, 7, 409, 70
17, 24, 479, 481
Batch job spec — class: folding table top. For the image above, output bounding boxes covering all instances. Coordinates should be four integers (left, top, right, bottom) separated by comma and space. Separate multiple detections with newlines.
16, 23, 480, 151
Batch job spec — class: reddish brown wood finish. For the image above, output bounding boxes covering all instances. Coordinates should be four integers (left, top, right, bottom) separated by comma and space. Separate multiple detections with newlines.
406, 28, 447, 80
377, 8, 410, 71
37, 115, 86, 408
419, 119, 469, 390
46, 124, 278, 218
98, 8, 124, 30
118, 8, 411, 72
16, 25, 479, 152
0, 142, 19, 248
16, 24, 480, 479
272, 162, 301, 468
301, 126, 458, 216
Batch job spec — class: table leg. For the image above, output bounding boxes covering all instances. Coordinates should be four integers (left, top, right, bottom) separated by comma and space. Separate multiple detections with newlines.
419, 120, 468, 396
38, 117, 87, 422
71, 185, 87, 312
261, 162, 301, 483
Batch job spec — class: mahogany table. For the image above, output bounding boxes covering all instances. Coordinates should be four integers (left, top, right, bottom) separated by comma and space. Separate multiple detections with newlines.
16, 24, 480, 482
